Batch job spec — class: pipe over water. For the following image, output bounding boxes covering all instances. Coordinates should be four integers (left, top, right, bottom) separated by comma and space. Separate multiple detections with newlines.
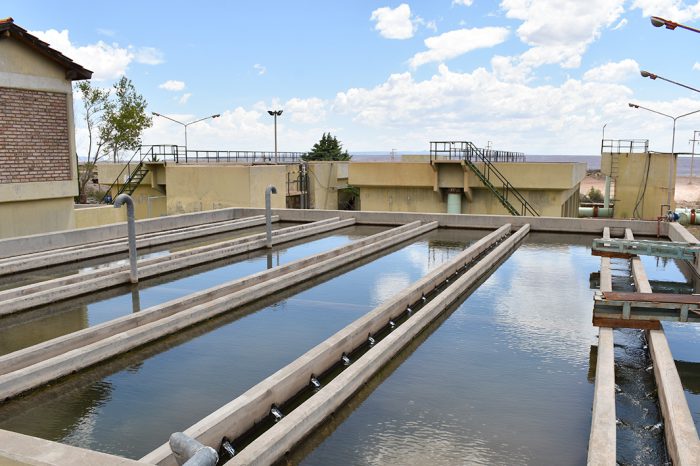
265, 185, 277, 248
169, 433, 218, 466
113, 194, 138, 283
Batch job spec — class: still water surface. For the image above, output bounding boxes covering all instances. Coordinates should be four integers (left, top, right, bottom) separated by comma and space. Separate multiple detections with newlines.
0, 224, 383, 355
0, 228, 481, 459
298, 233, 600, 466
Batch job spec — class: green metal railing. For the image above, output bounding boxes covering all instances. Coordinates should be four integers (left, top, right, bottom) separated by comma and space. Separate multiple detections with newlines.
429, 141, 539, 217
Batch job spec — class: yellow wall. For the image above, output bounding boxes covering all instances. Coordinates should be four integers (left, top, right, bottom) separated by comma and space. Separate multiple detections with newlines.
165, 164, 288, 214
74, 205, 127, 228
1, 198, 75, 238
350, 161, 585, 217
601, 152, 675, 219
308, 162, 345, 210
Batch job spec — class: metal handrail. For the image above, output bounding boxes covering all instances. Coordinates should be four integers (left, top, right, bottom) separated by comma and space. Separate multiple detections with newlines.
601, 139, 649, 154
429, 141, 538, 216
174, 149, 306, 164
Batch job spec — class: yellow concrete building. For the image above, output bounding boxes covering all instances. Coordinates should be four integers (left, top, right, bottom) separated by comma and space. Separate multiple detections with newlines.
601, 145, 675, 220
99, 157, 584, 219
0, 18, 91, 238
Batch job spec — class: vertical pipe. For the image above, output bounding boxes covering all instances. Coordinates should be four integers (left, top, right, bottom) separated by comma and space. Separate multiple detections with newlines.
669, 118, 677, 208
265, 185, 277, 248
113, 194, 138, 283
604, 176, 611, 210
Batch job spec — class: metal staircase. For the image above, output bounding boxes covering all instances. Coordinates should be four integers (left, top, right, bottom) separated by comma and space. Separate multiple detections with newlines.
430, 141, 539, 217
101, 146, 173, 203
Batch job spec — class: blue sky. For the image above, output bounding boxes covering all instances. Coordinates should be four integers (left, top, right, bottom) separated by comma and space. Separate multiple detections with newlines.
6, 1, 700, 155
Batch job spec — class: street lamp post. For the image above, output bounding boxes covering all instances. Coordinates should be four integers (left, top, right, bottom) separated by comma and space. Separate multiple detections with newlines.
650, 16, 700, 34
267, 110, 283, 163
628, 102, 700, 207
640, 70, 700, 94
690, 130, 700, 183
152, 112, 220, 158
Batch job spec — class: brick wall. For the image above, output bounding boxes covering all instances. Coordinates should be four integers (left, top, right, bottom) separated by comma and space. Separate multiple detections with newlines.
0, 87, 72, 184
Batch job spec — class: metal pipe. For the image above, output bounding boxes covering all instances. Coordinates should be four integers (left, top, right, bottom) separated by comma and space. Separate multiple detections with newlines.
579, 206, 613, 218
604, 176, 611, 210
113, 194, 138, 283
674, 207, 700, 225
265, 185, 277, 248
169, 432, 218, 466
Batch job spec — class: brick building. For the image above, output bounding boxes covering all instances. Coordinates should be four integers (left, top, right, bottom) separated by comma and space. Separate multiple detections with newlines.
0, 17, 91, 238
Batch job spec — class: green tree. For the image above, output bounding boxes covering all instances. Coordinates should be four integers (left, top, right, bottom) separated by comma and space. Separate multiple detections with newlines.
302, 133, 352, 161
75, 80, 110, 202
74, 77, 152, 202
103, 76, 152, 163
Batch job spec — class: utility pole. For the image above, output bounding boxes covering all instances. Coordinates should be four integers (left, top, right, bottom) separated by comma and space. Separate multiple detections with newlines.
690, 130, 700, 184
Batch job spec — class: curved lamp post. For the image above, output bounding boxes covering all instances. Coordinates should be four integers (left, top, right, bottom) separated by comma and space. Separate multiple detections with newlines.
651, 16, 700, 34
640, 70, 700, 94
267, 110, 283, 163
152, 112, 220, 155
628, 102, 700, 207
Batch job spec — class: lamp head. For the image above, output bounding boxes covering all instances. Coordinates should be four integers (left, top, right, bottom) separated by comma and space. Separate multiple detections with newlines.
628, 103, 640, 108
152, 111, 161, 116
640, 70, 657, 79
650, 16, 677, 29
212, 114, 221, 118
268, 110, 274, 116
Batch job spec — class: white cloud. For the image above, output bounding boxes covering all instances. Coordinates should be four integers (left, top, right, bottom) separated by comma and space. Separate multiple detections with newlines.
178, 93, 192, 104
254, 63, 267, 75
632, 0, 700, 22
159, 80, 186, 91
370, 4, 415, 39
96, 28, 115, 37
582, 58, 640, 82
694, 62, 700, 71
285, 97, 328, 123
612, 18, 628, 30
500, 0, 626, 69
409, 27, 510, 68
452, 0, 474, 5
30, 29, 163, 80
133, 46, 164, 65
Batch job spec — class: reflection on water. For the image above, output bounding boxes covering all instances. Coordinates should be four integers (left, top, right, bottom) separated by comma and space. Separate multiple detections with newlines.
0, 228, 480, 459
0, 225, 385, 355
300, 234, 599, 466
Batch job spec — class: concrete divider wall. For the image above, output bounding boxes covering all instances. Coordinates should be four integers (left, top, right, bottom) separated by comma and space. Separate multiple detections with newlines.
143, 223, 516, 465
627, 230, 700, 465
0, 207, 244, 259
0, 221, 438, 400
0, 215, 275, 276
0, 218, 351, 315
224, 224, 531, 465
587, 226, 616, 466
232, 208, 665, 236
0, 429, 150, 466
0, 206, 671, 260
0, 221, 425, 376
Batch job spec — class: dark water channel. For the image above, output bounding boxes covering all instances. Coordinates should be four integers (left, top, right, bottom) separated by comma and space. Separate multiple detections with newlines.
0, 224, 382, 355
0, 228, 482, 459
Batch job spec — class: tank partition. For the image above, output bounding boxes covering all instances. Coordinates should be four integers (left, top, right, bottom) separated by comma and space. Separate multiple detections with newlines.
0, 217, 353, 316
0, 215, 277, 277
0, 221, 437, 400
143, 223, 528, 465
625, 230, 700, 464
587, 226, 616, 465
